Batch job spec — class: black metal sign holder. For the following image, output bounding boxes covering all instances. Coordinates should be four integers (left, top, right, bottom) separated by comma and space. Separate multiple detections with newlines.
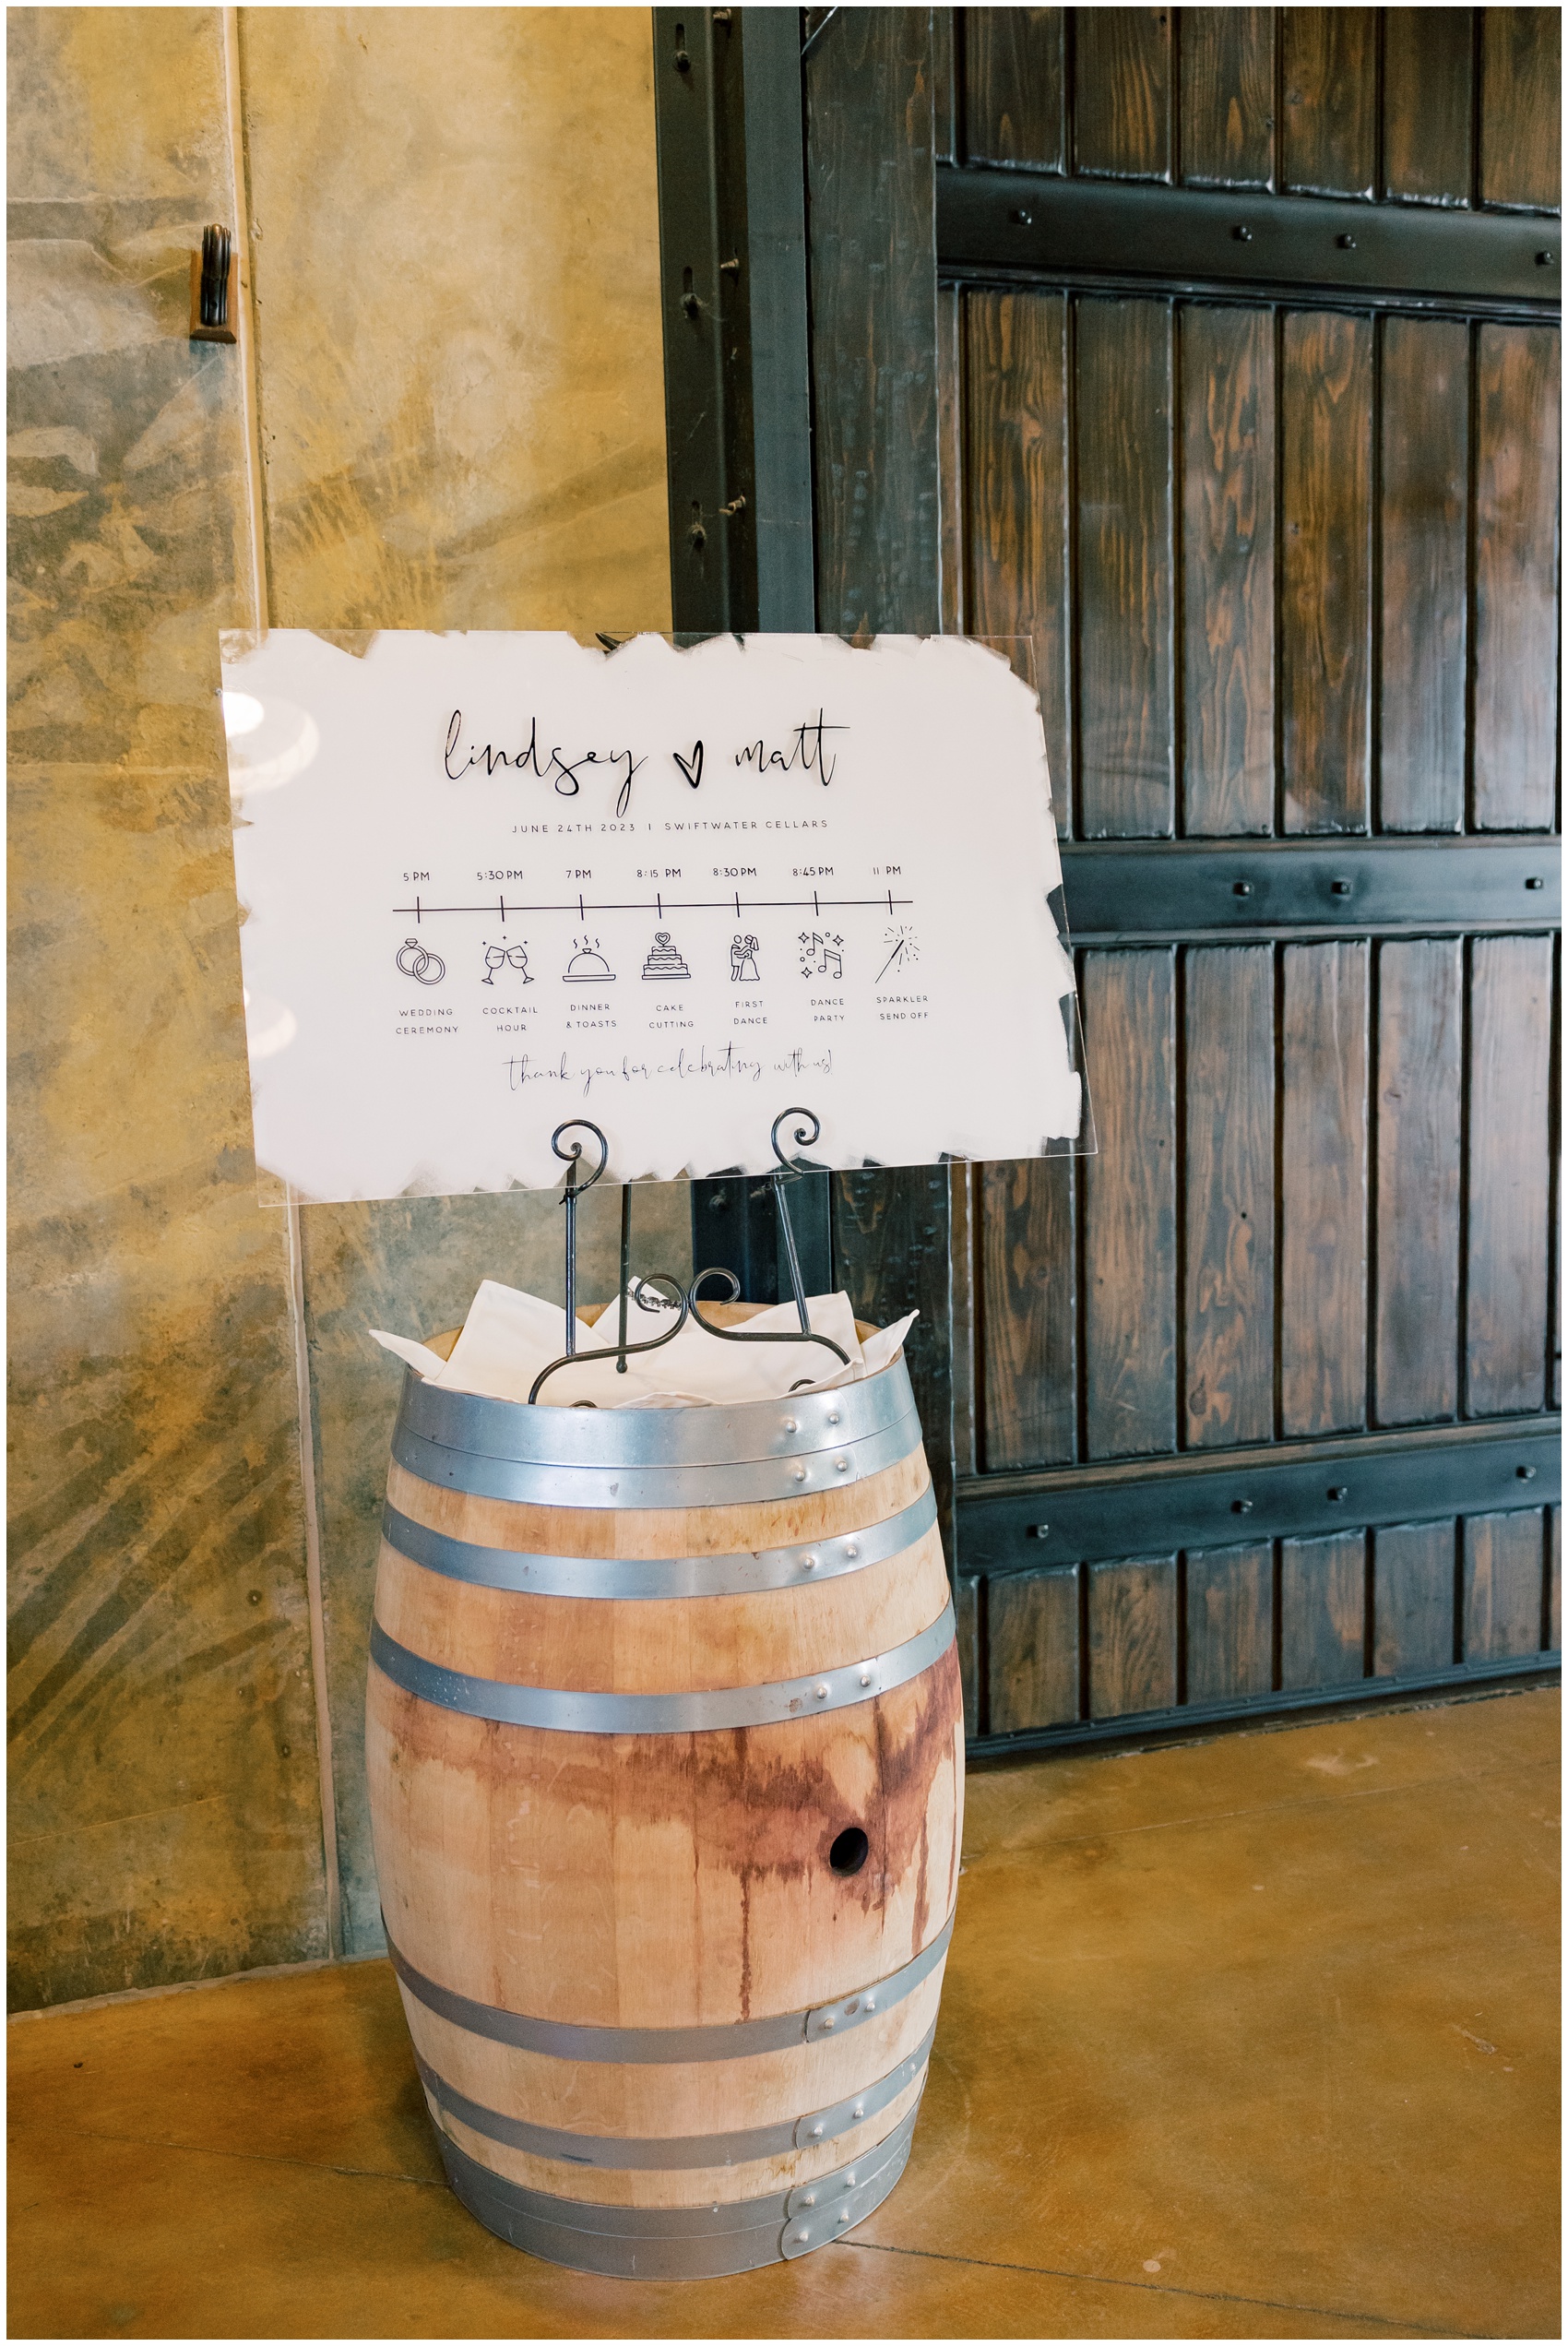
529, 1105, 850, 1405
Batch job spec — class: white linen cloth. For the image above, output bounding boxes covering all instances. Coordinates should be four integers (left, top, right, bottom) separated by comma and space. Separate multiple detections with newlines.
370, 1279, 916, 1408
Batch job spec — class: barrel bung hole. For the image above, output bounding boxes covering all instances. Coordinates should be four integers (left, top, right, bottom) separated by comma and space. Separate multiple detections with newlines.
829, 1826, 870, 1877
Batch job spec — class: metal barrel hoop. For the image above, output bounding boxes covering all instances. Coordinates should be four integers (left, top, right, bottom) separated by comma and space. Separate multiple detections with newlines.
432, 2097, 921, 2279
389, 1408, 923, 1508
370, 1599, 956, 1734
379, 1480, 939, 1600
416, 2020, 935, 2170
383, 1908, 956, 2065
398, 1347, 917, 1466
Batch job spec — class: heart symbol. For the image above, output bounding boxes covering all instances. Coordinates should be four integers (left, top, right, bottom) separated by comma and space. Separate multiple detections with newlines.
674, 740, 704, 790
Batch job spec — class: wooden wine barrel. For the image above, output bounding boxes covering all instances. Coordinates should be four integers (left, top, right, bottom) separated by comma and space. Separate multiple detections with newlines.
366, 1320, 963, 2279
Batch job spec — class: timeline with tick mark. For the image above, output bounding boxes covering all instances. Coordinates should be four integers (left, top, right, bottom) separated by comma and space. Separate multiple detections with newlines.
222, 630, 1086, 1200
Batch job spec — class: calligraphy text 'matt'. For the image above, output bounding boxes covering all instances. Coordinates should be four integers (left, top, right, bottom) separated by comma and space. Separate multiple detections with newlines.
734, 710, 845, 787
445, 711, 647, 816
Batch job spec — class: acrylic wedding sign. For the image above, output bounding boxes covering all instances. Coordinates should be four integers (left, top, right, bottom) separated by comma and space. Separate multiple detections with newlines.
221, 629, 1085, 1201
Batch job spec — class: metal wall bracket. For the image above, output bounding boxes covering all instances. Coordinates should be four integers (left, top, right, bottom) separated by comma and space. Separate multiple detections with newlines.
963, 1653, 1560, 1765
189, 223, 237, 343
958, 1417, 1561, 1578
937, 165, 1563, 313
1060, 837, 1561, 943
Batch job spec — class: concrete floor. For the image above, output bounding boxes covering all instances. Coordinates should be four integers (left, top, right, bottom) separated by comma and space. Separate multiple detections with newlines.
8, 1689, 1559, 2340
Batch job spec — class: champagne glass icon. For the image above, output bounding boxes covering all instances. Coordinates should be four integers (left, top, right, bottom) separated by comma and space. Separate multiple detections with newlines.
483, 943, 531, 986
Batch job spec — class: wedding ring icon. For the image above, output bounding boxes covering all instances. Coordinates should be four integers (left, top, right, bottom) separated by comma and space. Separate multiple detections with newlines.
397, 936, 445, 985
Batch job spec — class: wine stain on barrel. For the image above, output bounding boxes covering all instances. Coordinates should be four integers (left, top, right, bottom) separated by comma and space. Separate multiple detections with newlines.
371, 1646, 963, 2023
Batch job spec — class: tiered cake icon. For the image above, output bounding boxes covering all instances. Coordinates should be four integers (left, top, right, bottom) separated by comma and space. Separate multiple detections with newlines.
640, 930, 691, 982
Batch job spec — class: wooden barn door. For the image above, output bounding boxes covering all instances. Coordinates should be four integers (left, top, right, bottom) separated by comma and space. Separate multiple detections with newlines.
655, 7, 1561, 1753
932, 6, 1562, 1751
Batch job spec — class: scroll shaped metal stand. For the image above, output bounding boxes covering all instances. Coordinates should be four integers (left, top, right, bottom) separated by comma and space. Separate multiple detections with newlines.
687, 1106, 850, 1387
529, 1120, 690, 1403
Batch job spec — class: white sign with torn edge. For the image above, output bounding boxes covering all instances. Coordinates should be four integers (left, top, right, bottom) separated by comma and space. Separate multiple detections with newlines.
222, 629, 1083, 1200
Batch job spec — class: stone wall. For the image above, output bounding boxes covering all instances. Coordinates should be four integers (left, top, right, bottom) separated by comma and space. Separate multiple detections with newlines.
7, 5, 676, 2006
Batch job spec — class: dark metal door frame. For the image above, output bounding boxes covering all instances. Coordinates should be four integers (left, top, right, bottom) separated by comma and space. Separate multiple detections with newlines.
652, 6, 957, 1560
652, 6, 816, 635
652, 5, 830, 1312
